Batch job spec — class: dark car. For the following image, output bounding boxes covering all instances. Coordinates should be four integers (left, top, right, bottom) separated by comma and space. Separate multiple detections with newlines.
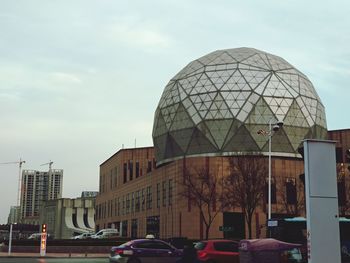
109, 238, 182, 263
194, 239, 239, 263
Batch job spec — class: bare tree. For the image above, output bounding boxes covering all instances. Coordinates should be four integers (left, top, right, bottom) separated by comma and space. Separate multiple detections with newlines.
180, 167, 229, 240
223, 155, 267, 239
276, 176, 305, 216
337, 163, 350, 216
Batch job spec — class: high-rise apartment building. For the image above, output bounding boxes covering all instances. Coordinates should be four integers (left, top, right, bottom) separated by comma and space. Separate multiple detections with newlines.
7, 206, 20, 224
20, 169, 63, 224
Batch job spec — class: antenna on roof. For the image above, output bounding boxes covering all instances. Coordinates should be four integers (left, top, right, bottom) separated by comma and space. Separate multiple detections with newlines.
134, 138, 136, 148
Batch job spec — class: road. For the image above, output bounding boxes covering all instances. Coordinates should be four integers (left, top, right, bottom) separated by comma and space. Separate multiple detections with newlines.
0, 259, 108, 263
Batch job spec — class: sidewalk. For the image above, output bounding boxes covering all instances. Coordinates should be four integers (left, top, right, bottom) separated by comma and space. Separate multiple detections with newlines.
0, 252, 108, 258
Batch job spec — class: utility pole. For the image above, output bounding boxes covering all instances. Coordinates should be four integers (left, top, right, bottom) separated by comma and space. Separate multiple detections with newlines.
0, 158, 26, 211
0, 158, 26, 255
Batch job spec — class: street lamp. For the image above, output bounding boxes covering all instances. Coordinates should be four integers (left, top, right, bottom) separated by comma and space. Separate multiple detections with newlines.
258, 119, 283, 220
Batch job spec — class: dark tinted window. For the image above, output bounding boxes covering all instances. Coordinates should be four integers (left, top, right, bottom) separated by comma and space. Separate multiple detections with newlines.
152, 241, 172, 250
134, 241, 156, 249
134, 241, 172, 250
213, 241, 238, 252
194, 241, 207, 250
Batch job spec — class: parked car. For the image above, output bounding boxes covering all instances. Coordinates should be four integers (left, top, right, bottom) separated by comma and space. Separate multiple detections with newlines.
71, 232, 93, 239
28, 233, 42, 240
27, 233, 52, 240
194, 239, 239, 263
109, 238, 182, 263
91, 228, 119, 239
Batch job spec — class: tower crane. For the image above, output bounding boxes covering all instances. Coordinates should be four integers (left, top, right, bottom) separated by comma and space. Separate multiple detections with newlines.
40, 160, 53, 170
0, 158, 26, 207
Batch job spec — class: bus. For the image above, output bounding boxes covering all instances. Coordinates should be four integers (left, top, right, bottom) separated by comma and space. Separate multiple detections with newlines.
268, 217, 350, 262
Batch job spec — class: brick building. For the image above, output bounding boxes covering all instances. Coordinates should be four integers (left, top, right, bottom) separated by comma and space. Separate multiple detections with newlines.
96, 48, 349, 239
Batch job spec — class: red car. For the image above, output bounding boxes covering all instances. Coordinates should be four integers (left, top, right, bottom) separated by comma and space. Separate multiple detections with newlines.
194, 239, 239, 263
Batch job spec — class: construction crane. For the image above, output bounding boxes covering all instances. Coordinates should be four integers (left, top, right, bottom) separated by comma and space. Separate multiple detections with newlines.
40, 160, 53, 170
0, 158, 26, 207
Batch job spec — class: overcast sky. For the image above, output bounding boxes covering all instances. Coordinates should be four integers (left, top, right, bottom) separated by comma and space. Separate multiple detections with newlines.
0, 0, 349, 223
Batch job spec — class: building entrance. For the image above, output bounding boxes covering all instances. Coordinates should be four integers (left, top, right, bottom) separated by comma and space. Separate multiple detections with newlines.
223, 212, 245, 239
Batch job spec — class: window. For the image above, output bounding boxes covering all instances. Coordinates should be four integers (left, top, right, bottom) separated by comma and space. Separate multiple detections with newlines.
123, 163, 127, 183
131, 219, 138, 239
126, 194, 130, 214
114, 167, 118, 187
338, 180, 346, 207
141, 189, 145, 211
286, 178, 297, 205
168, 179, 173, 206
152, 241, 172, 250
146, 186, 152, 209
131, 192, 135, 213
122, 196, 125, 215
136, 191, 140, 212
213, 241, 238, 252
122, 220, 128, 237
194, 242, 207, 250
336, 147, 344, 163
162, 181, 167, 207
117, 197, 120, 216
156, 183, 160, 208
129, 161, 133, 181
136, 162, 140, 178
147, 161, 152, 173
110, 170, 113, 189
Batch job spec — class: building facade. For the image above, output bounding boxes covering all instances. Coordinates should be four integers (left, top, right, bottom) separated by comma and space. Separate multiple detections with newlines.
7, 206, 20, 224
20, 169, 63, 224
39, 195, 96, 239
96, 48, 349, 239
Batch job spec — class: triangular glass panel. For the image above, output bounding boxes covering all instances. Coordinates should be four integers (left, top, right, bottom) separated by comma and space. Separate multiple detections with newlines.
206, 51, 237, 65
246, 124, 271, 149
178, 73, 203, 95
240, 53, 271, 70
161, 104, 180, 129
254, 75, 271, 95
265, 54, 292, 71
315, 102, 327, 128
283, 126, 310, 152
247, 97, 275, 124
299, 76, 317, 99
284, 100, 309, 128
169, 103, 195, 131
169, 128, 195, 153
153, 111, 168, 137
153, 133, 168, 161
186, 126, 218, 155
240, 69, 271, 90
204, 119, 233, 149
164, 133, 184, 159
223, 124, 259, 152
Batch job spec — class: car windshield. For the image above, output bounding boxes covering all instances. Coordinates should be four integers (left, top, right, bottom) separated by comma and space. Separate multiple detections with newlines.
194, 241, 207, 250
286, 248, 302, 262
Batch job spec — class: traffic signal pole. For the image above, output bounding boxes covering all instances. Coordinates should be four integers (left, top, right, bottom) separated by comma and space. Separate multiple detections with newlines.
40, 224, 47, 257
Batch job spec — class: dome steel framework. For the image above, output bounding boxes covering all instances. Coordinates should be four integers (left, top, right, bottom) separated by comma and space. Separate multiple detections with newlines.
152, 47, 327, 164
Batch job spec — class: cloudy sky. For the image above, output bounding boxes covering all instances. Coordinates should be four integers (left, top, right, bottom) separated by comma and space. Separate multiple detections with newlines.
0, 0, 349, 223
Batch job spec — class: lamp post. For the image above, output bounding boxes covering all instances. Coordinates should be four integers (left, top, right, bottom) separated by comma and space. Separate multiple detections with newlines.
258, 119, 283, 220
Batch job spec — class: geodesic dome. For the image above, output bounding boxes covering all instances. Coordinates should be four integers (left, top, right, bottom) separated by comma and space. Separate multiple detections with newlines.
152, 47, 327, 165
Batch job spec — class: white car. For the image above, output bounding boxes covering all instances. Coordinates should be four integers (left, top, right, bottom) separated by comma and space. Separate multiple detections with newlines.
71, 233, 92, 239
91, 228, 119, 239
